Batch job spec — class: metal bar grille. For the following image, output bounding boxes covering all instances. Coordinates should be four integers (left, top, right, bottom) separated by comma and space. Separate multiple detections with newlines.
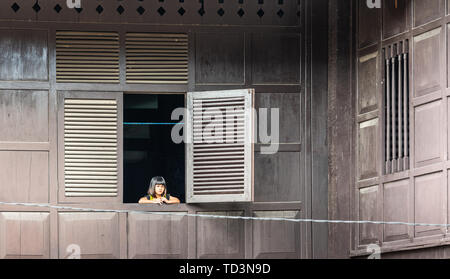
384, 40, 409, 174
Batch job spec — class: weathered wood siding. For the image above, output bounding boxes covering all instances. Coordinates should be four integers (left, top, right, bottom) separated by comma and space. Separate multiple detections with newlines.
0, 0, 328, 259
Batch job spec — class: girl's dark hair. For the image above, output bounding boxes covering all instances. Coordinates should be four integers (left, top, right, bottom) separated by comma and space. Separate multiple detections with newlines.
147, 176, 167, 197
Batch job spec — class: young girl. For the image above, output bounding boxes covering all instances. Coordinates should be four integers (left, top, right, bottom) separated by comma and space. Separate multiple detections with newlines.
138, 176, 180, 205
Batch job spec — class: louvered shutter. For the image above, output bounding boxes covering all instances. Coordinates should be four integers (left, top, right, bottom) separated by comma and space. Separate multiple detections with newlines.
186, 89, 254, 203
59, 92, 122, 201
126, 33, 188, 84
56, 31, 120, 83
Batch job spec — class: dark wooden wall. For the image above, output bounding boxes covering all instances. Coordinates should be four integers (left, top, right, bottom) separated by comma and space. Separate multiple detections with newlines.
0, 0, 329, 259
329, 0, 450, 258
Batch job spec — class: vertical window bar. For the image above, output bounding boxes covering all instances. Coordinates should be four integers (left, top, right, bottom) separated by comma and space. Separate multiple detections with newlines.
404, 49, 409, 170
397, 44, 403, 171
385, 49, 391, 174
391, 47, 397, 173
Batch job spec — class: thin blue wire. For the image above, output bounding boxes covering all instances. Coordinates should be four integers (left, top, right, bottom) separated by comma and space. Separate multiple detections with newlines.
124, 122, 184, 125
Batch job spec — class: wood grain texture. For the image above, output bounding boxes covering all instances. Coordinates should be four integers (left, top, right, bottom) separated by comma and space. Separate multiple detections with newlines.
127, 212, 188, 259
0, 90, 49, 142
195, 33, 245, 85
58, 212, 120, 259
0, 212, 50, 259
0, 151, 49, 203
414, 172, 445, 237
252, 211, 300, 259
0, 29, 48, 81
251, 33, 301, 85
196, 211, 244, 259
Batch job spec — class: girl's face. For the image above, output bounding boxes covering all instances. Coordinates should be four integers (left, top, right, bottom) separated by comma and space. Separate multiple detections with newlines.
155, 184, 165, 196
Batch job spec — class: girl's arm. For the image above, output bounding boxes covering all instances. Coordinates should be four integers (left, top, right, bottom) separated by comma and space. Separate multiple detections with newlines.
162, 196, 180, 204
138, 197, 163, 204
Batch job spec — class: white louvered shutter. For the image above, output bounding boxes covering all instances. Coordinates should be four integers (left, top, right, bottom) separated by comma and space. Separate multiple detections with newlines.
186, 89, 254, 203
126, 33, 188, 84
62, 92, 122, 199
56, 31, 120, 83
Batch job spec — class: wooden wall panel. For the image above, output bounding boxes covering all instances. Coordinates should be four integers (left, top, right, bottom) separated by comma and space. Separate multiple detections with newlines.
58, 213, 120, 259
36, 0, 79, 22
255, 93, 301, 143
414, 172, 445, 237
252, 211, 300, 259
0, 90, 48, 142
359, 186, 379, 245
196, 211, 244, 259
382, 0, 409, 39
358, 52, 378, 114
251, 33, 301, 85
413, 28, 442, 98
0, 151, 49, 203
414, 100, 442, 167
447, 25, 450, 88
254, 152, 301, 202
358, 52, 379, 114
383, 179, 410, 242
127, 212, 187, 259
195, 33, 245, 85
0, 212, 50, 259
358, 1, 379, 48
413, 0, 443, 27
0, 29, 48, 81
358, 119, 379, 180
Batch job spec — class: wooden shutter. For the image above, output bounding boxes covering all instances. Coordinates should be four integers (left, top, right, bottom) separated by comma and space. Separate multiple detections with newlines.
59, 92, 122, 201
126, 33, 188, 84
186, 89, 254, 203
56, 31, 120, 83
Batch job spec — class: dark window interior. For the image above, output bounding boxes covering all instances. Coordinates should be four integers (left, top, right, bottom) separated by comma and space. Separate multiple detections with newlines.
123, 94, 185, 203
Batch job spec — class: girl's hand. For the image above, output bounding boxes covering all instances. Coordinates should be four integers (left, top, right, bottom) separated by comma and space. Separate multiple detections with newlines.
161, 197, 169, 204
154, 198, 163, 205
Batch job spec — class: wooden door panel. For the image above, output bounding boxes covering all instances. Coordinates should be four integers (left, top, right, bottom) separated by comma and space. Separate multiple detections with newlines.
0, 29, 48, 81
358, 1, 379, 48
413, 28, 442, 98
0, 212, 50, 259
383, 0, 409, 39
252, 211, 300, 259
358, 52, 378, 114
0, 151, 49, 203
414, 100, 442, 167
196, 211, 245, 259
58, 212, 120, 259
0, 90, 49, 142
414, 172, 445, 237
359, 186, 379, 245
383, 179, 410, 242
127, 212, 187, 259
358, 119, 379, 180
414, 0, 443, 27
195, 33, 245, 85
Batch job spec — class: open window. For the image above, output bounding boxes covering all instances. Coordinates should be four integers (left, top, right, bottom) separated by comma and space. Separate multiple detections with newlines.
59, 89, 254, 204
123, 94, 185, 203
